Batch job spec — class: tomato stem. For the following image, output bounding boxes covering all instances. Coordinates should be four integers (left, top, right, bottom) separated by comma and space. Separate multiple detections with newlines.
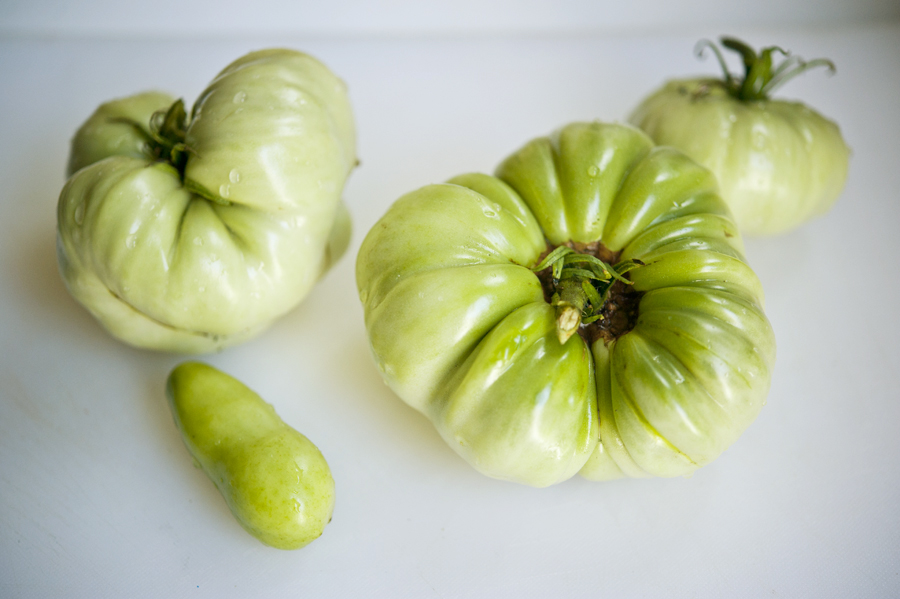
109, 99, 194, 180
531, 245, 642, 345
694, 36, 836, 101
555, 279, 587, 344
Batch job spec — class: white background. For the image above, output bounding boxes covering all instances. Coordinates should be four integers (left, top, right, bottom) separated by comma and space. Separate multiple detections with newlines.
2, 0, 898, 36
1, 3, 899, 598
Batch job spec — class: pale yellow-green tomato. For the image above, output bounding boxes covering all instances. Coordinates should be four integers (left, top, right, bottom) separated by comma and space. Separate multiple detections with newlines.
629, 39, 849, 236
357, 121, 776, 487
167, 362, 335, 550
630, 79, 849, 235
57, 49, 356, 353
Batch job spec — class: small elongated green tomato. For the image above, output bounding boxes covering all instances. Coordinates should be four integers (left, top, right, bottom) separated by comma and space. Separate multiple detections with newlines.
167, 362, 334, 550
357, 121, 775, 486
629, 38, 850, 236
57, 49, 356, 352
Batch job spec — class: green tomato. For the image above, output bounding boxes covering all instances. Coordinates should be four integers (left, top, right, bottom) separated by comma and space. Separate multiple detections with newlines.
57, 49, 356, 353
167, 362, 335, 550
357, 121, 775, 487
629, 38, 850, 236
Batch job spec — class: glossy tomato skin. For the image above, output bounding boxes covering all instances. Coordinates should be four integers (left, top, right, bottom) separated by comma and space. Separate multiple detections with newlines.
57, 49, 356, 353
357, 122, 775, 486
630, 78, 850, 236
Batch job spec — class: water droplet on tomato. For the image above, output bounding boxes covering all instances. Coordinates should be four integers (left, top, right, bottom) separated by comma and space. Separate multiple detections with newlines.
74, 203, 85, 225
375, 359, 393, 377
479, 200, 500, 218
229, 169, 241, 183
233, 91, 246, 103
125, 235, 136, 249
587, 166, 599, 177
219, 184, 230, 198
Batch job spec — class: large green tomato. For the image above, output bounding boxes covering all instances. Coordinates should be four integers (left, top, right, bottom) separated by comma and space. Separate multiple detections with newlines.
167, 362, 334, 549
630, 38, 849, 236
357, 121, 775, 487
57, 49, 356, 353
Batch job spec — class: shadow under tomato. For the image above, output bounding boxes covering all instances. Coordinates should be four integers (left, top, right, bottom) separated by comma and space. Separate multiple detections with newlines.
339, 332, 456, 451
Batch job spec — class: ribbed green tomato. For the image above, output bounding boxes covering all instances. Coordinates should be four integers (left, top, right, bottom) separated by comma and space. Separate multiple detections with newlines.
57, 49, 356, 353
629, 38, 850, 236
357, 121, 775, 487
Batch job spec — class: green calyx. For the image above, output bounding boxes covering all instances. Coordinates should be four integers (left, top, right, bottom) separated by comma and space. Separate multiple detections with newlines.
111, 99, 193, 179
109, 100, 230, 205
530, 245, 643, 345
695, 36, 836, 101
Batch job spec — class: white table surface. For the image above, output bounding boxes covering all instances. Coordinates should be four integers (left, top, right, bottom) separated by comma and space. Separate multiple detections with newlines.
1, 24, 899, 598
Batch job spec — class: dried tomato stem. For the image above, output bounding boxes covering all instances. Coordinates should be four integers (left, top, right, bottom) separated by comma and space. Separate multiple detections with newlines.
530, 244, 643, 345
555, 278, 587, 344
